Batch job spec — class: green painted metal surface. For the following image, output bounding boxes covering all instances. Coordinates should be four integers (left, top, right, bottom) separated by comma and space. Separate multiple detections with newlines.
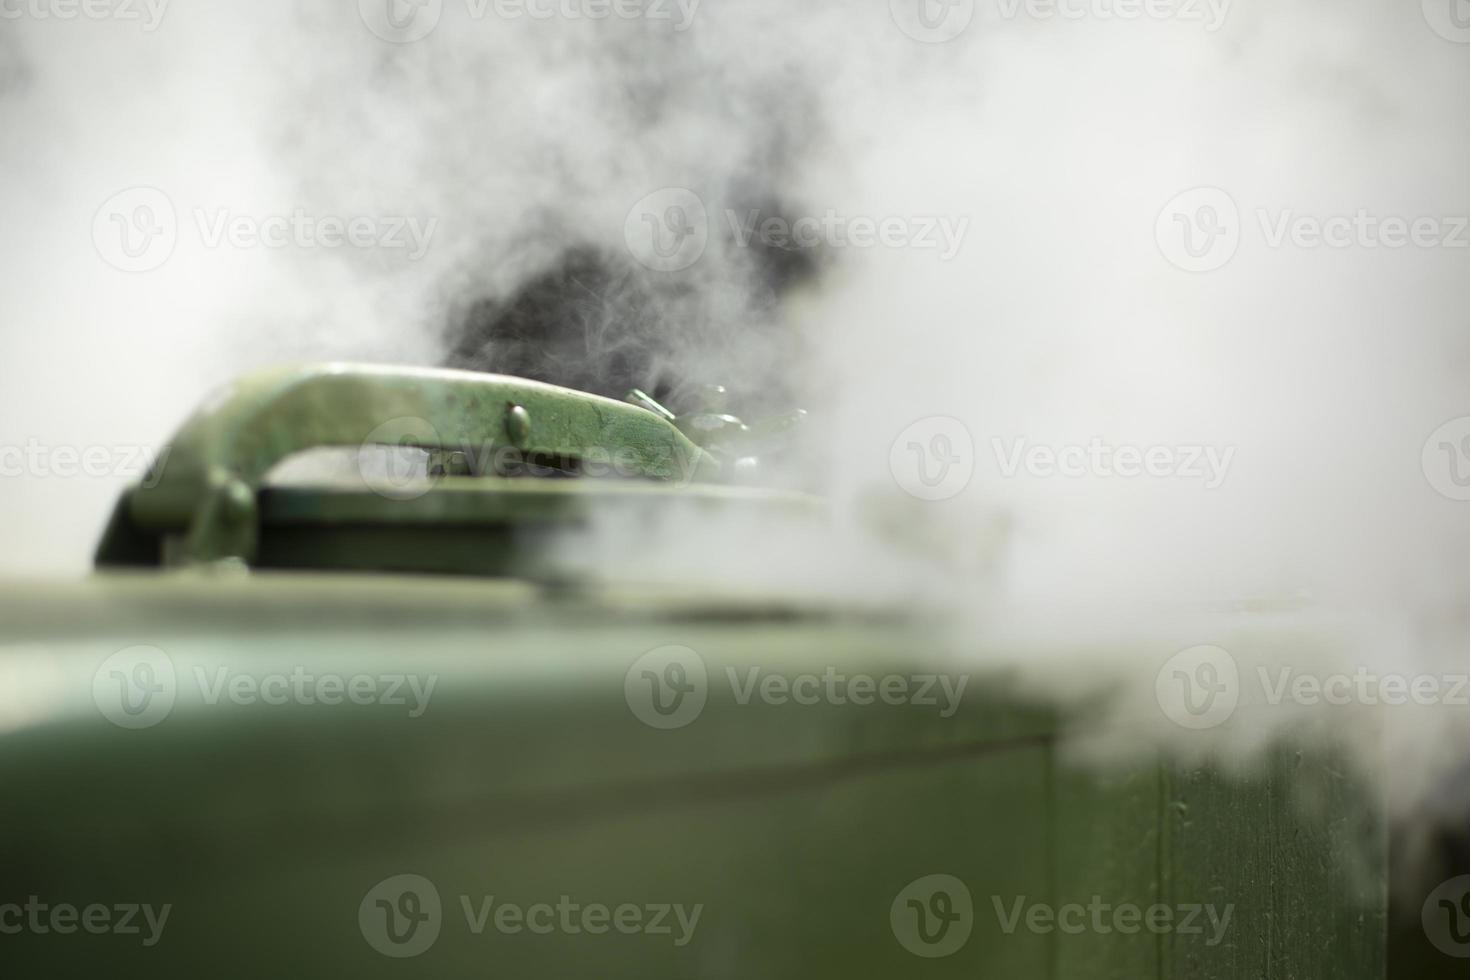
4, 364, 1406, 977
0, 575, 1388, 979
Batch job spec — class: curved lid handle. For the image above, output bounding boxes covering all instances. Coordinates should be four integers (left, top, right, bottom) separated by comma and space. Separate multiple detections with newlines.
121, 363, 718, 564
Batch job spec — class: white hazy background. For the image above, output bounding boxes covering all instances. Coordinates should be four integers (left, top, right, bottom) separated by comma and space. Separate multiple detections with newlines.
4, 0, 1470, 839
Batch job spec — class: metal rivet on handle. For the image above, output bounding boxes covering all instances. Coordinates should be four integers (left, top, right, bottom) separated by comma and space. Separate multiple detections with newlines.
505, 403, 532, 448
